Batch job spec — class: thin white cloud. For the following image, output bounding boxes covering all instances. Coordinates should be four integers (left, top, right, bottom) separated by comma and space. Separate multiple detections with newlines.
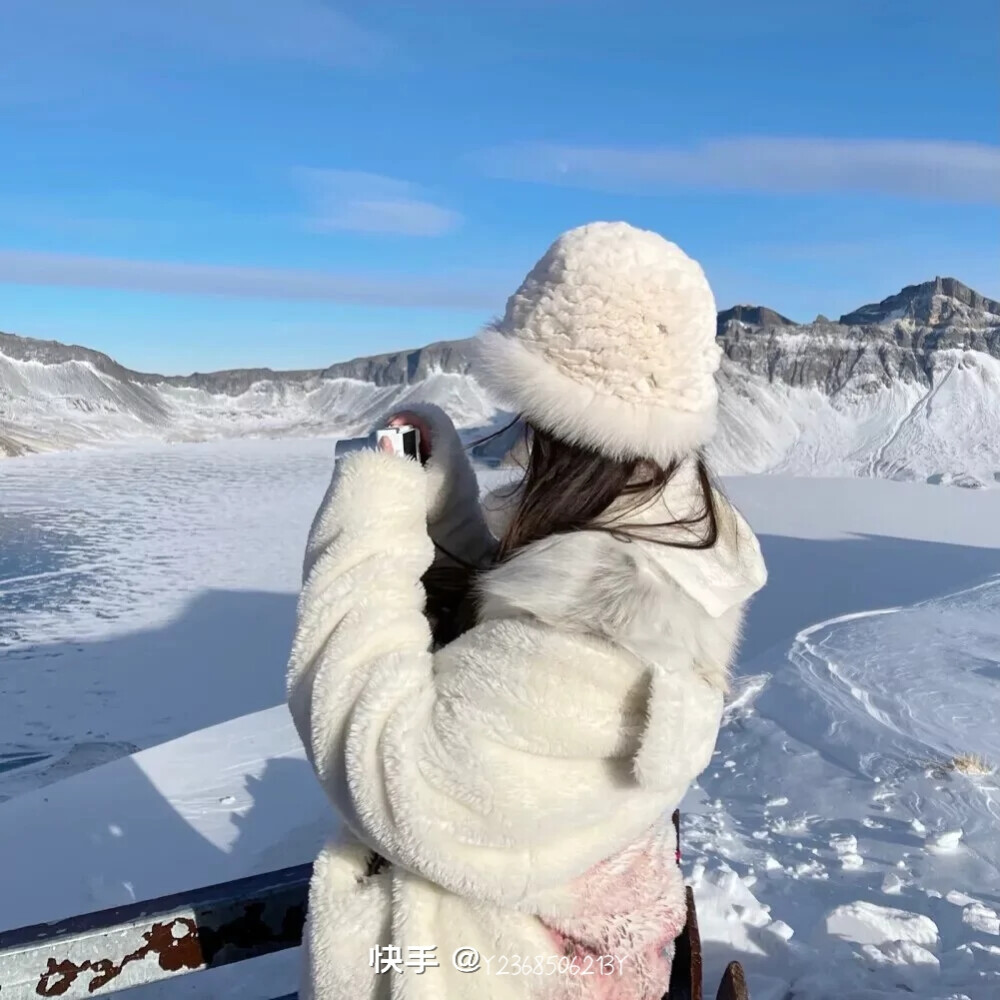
0, 249, 499, 309
294, 168, 462, 237
476, 137, 1000, 204
1, 0, 391, 104
130, 0, 392, 68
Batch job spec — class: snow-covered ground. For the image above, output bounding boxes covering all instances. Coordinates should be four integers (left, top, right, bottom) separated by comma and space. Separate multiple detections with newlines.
2, 443, 1000, 998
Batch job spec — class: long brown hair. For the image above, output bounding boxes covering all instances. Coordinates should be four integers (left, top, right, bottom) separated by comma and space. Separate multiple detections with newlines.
421, 417, 720, 646
493, 421, 718, 560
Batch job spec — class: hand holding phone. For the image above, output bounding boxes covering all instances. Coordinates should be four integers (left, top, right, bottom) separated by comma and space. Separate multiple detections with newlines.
376, 424, 421, 460
380, 411, 432, 465
333, 411, 432, 464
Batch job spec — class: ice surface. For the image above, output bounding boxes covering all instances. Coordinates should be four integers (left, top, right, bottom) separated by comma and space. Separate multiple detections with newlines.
2, 449, 1000, 998
0, 438, 343, 803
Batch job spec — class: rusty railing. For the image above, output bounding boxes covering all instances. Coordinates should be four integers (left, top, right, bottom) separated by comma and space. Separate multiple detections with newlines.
0, 862, 309, 999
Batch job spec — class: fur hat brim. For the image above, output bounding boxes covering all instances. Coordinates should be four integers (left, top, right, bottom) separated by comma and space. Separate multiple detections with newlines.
474, 326, 719, 467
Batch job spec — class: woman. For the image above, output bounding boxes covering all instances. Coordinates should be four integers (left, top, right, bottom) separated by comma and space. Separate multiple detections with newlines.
287, 221, 767, 1000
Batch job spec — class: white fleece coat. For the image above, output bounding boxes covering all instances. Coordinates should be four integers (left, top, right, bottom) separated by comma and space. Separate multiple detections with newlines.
286, 405, 767, 1000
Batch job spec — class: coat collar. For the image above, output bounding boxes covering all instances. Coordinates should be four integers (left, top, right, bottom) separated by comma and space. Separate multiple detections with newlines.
478, 460, 767, 626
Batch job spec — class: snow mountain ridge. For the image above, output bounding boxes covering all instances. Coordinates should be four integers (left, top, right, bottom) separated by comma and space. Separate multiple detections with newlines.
2, 276, 999, 485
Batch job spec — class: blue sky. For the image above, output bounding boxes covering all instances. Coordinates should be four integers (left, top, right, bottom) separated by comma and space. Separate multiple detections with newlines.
1, 0, 997, 374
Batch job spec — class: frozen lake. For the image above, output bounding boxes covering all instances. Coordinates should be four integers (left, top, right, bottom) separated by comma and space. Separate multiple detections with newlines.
0, 437, 343, 800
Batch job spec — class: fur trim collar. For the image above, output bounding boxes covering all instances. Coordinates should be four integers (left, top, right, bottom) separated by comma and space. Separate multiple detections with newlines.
476, 462, 767, 686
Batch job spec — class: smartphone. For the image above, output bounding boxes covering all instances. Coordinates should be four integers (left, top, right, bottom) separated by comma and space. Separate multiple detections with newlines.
375, 424, 421, 460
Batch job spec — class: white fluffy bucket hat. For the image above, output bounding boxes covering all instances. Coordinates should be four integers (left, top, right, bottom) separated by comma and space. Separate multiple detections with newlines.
474, 221, 722, 467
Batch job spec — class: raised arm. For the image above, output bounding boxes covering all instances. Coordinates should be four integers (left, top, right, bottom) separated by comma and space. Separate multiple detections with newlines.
379, 401, 497, 569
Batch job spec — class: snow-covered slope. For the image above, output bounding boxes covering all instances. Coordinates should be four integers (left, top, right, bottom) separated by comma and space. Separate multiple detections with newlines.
711, 347, 1000, 485
0, 332, 498, 458
711, 277, 1000, 485
3, 277, 1000, 483
3, 466, 1000, 998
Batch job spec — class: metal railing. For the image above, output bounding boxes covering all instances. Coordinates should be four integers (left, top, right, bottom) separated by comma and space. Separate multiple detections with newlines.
0, 863, 309, 999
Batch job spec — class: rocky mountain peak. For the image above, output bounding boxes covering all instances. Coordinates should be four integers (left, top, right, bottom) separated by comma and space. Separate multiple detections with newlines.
839, 277, 1000, 327
716, 305, 797, 332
